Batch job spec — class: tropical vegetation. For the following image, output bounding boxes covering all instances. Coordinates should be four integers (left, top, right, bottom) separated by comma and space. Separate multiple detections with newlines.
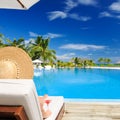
0, 33, 120, 68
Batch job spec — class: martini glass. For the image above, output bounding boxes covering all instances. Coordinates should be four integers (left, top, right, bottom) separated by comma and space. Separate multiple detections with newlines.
45, 99, 51, 109
45, 99, 51, 105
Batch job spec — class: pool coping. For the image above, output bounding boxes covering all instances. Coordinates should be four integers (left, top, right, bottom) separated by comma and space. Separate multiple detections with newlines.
86, 66, 120, 69
65, 98, 120, 104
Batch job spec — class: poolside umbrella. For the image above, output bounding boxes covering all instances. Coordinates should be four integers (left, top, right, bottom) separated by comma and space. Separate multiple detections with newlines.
0, 0, 40, 10
32, 59, 43, 64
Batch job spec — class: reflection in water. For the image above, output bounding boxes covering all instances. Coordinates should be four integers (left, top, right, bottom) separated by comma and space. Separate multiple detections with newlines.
34, 68, 57, 95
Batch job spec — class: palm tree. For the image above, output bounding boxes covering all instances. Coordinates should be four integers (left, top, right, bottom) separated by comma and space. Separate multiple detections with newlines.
29, 36, 56, 64
98, 58, 111, 66
71, 57, 80, 67
6, 38, 26, 50
107, 58, 111, 64
27, 36, 42, 59
98, 58, 104, 65
0, 36, 4, 48
104, 58, 111, 65
88, 59, 94, 66
0, 34, 6, 48
0, 34, 3, 42
56, 60, 61, 68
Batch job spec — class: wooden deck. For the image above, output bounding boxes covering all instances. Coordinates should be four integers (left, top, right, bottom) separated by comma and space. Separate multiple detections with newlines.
62, 102, 120, 120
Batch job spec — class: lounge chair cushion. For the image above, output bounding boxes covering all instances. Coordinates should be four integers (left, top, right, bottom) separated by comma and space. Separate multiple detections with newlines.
0, 79, 43, 120
0, 80, 64, 120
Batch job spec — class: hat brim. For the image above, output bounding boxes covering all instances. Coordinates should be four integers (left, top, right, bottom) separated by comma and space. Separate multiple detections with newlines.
0, 47, 34, 79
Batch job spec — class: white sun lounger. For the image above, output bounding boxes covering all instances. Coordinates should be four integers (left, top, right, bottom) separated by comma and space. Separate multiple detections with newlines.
0, 80, 64, 120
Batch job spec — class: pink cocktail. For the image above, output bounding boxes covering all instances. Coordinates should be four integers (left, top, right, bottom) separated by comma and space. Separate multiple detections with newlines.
45, 99, 51, 105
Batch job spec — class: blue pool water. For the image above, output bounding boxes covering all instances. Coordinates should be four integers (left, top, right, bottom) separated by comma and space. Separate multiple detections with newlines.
33, 68, 120, 99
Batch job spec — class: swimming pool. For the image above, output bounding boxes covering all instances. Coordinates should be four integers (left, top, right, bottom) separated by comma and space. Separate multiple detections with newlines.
33, 68, 120, 99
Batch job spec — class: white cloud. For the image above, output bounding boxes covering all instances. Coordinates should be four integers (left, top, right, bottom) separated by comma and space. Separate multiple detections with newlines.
99, 1, 120, 20
78, 0, 97, 6
29, 32, 63, 39
43, 33, 63, 39
64, 0, 97, 12
109, 1, 120, 12
59, 44, 106, 50
110, 57, 120, 63
48, 11, 91, 21
25, 40, 29, 45
69, 13, 91, 21
88, 53, 93, 56
64, 0, 79, 12
47, 11, 67, 21
47, 0, 96, 21
99, 11, 113, 18
99, 11, 120, 20
57, 53, 76, 60
116, 15, 120, 19
25, 38, 35, 45
29, 31, 39, 37
116, 60, 120, 64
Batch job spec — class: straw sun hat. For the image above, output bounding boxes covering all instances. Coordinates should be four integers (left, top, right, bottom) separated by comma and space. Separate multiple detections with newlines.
0, 47, 34, 79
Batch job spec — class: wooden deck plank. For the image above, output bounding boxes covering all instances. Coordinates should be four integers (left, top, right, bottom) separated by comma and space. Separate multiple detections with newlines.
62, 102, 120, 120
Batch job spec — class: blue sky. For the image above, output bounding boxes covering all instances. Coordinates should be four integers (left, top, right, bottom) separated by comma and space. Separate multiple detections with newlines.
0, 0, 120, 63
